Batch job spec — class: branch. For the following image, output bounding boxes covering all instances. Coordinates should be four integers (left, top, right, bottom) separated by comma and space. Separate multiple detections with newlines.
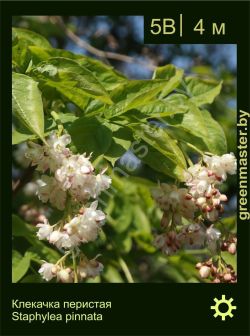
49, 16, 156, 71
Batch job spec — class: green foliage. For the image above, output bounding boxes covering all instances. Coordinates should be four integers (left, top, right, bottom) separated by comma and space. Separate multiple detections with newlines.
12, 73, 45, 141
12, 27, 235, 284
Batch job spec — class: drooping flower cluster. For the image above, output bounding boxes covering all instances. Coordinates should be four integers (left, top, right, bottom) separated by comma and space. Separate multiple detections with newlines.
196, 258, 237, 283
25, 133, 111, 210
37, 201, 105, 250
39, 257, 103, 283
25, 132, 111, 283
152, 153, 237, 282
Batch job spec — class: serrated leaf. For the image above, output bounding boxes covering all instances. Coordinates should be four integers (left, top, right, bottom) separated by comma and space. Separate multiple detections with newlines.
138, 98, 188, 117
153, 64, 184, 98
105, 79, 175, 118
184, 76, 222, 106
141, 142, 185, 181
133, 124, 187, 169
104, 126, 133, 165
68, 117, 112, 158
29, 46, 126, 90
31, 57, 113, 105
12, 73, 44, 141
165, 103, 227, 155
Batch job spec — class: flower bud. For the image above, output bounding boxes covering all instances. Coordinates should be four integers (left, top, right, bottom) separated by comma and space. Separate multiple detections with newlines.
199, 265, 210, 278
228, 242, 237, 255
223, 273, 232, 282
219, 194, 228, 202
57, 268, 73, 283
195, 262, 202, 269
196, 197, 206, 206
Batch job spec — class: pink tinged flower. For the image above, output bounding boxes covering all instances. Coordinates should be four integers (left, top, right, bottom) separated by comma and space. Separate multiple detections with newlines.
57, 268, 74, 283
38, 262, 58, 281
36, 219, 53, 240
77, 259, 104, 279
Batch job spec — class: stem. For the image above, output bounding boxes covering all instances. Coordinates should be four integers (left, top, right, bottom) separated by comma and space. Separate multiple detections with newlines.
118, 256, 134, 283
56, 251, 71, 265
179, 139, 204, 156
51, 110, 64, 135
72, 250, 78, 283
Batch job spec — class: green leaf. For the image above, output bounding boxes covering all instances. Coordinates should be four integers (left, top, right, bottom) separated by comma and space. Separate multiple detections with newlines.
110, 200, 133, 233
105, 79, 175, 118
165, 104, 227, 155
138, 97, 188, 117
221, 251, 237, 271
12, 214, 34, 237
132, 123, 187, 180
12, 39, 32, 73
133, 206, 151, 235
153, 64, 184, 98
31, 57, 113, 105
13, 27, 51, 48
12, 73, 44, 141
141, 142, 185, 181
29, 46, 126, 90
104, 126, 133, 165
12, 127, 36, 145
112, 232, 133, 254
12, 250, 31, 283
20, 274, 42, 283
183, 76, 222, 106
68, 117, 112, 158
102, 265, 124, 283
133, 123, 187, 169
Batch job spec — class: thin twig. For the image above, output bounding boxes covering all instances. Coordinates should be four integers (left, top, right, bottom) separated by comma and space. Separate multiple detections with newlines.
50, 16, 156, 71
118, 256, 134, 283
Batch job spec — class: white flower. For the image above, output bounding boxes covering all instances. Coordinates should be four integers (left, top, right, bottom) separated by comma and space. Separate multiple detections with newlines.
36, 218, 53, 240
38, 262, 58, 281
151, 184, 196, 223
64, 201, 105, 243
49, 230, 68, 249
57, 268, 74, 283
94, 174, 112, 197
77, 259, 103, 279
220, 153, 237, 175
36, 175, 66, 210
203, 153, 236, 181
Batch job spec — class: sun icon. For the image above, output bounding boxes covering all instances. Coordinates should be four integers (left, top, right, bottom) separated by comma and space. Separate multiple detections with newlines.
210, 295, 237, 321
